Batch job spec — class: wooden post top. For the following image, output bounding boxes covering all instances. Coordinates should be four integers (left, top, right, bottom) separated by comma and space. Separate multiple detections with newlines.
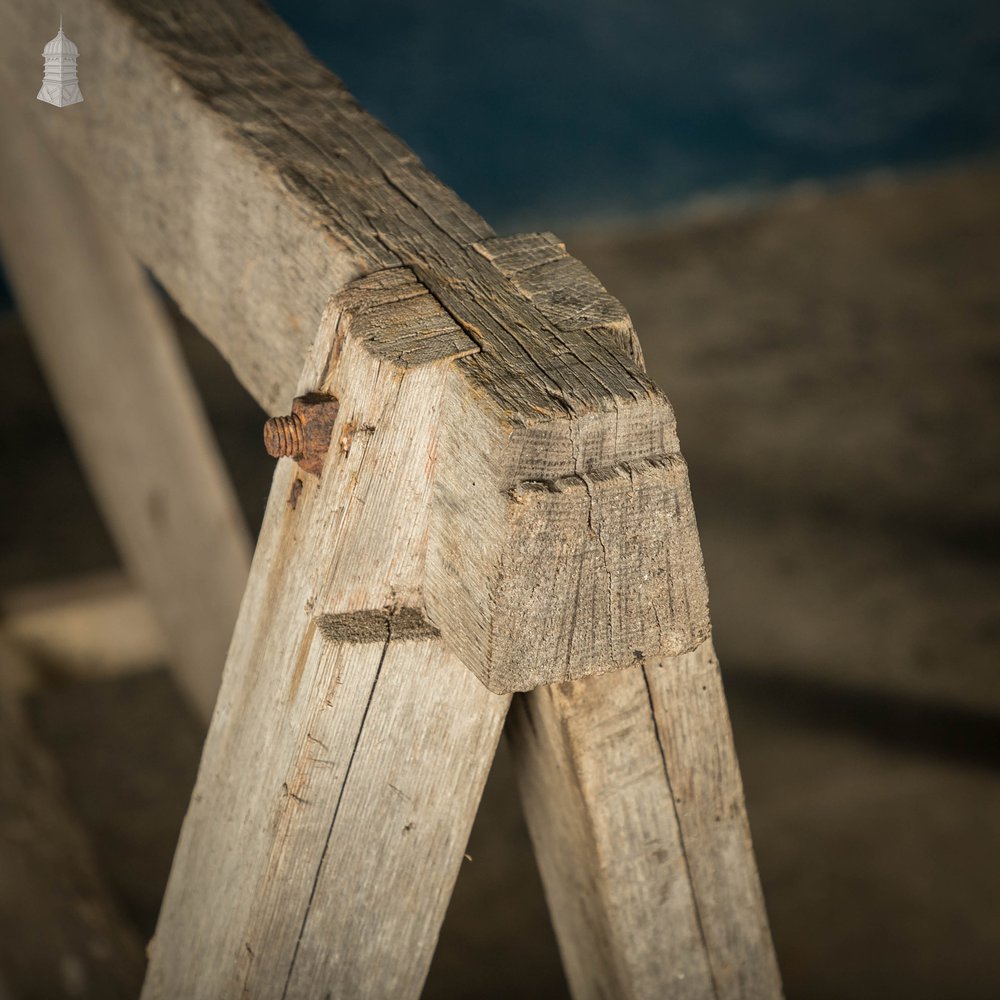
318, 260, 708, 691
0, 0, 709, 691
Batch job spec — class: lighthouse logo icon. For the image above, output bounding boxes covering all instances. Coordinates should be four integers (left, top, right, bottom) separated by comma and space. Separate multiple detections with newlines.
37, 18, 84, 108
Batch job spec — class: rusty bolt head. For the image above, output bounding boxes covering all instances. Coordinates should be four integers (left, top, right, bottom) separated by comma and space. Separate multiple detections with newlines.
263, 392, 339, 477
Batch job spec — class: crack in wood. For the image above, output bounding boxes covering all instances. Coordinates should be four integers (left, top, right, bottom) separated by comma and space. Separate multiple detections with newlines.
641, 664, 721, 1000
509, 454, 686, 499
281, 635, 393, 998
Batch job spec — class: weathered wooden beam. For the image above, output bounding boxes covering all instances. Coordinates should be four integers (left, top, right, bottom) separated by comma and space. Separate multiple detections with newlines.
0, 1, 646, 425
144, 274, 510, 999
427, 233, 708, 691
147, 260, 768, 997
509, 642, 782, 1000
0, 0, 488, 411
0, 0, 708, 690
1, 3, 779, 995
494, 241, 780, 998
0, 104, 252, 721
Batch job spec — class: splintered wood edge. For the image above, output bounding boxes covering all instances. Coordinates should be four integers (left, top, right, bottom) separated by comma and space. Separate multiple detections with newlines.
472, 231, 645, 367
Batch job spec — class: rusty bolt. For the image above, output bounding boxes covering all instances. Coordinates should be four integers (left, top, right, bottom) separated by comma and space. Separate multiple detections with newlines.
263, 392, 339, 477
263, 413, 303, 458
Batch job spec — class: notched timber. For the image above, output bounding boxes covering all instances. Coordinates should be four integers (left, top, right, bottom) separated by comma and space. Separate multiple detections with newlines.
315, 608, 440, 644
323, 265, 710, 693
143, 261, 509, 1000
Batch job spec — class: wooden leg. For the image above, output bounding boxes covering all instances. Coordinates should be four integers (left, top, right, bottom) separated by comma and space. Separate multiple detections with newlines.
142, 262, 778, 995
145, 626, 507, 999
143, 277, 510, 998
0, 108, 251, 722
508, 641, 782, 1000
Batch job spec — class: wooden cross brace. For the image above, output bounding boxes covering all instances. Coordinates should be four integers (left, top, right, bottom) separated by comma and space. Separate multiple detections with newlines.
0, 0, 782, 997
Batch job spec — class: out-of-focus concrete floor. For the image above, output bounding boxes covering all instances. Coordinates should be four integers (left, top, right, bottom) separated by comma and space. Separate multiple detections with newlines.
2, 161, 999, 999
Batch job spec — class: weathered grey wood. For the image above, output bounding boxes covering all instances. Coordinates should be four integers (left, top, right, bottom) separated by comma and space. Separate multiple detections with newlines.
474, 230, 644, 366
0, 105, 252, 721
499, 240, 780, 998
427, 234, 708, 692
144, 273, 510, 999
0, 0, 489, 410
0, 1, 710, 691
310, 261, 709, 691
508, 666, 716, 1000
509, 641, 782, 1000
1, 3, 776, 992
0, 639, 146, 999
644, 642, 783, 999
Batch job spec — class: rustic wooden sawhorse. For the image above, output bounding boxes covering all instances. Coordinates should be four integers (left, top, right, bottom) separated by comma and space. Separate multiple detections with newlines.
0, 2, 782, 997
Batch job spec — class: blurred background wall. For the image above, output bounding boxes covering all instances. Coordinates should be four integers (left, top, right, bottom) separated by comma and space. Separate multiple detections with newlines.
277, 0, 1000, 229
2, 2, 999, 998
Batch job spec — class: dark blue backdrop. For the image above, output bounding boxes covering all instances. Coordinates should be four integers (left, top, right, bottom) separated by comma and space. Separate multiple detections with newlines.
272, 0, 1000, 228
3, 0, 999, 306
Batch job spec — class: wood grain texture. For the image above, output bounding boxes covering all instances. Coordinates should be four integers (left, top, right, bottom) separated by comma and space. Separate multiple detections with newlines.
509, 641, 782, 1000
509, 667, 717, 1000
0, 5, 776, 993
474, 230, 644, 366
0, 0, 668, 474
143, 274, 509, 1000
0, 105, 251, 722
0, 640, 146, 999
501, 237, 780, 997
427, 234, 709, 690
645, 642, 783, 999
0, 0, 710, 689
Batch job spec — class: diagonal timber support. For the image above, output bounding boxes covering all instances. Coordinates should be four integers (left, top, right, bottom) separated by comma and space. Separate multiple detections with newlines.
0, 101, 251, 722
144, 270, 511, 999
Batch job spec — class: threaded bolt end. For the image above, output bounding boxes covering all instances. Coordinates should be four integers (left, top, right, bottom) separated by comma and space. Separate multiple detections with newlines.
264, 413, 303, 458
